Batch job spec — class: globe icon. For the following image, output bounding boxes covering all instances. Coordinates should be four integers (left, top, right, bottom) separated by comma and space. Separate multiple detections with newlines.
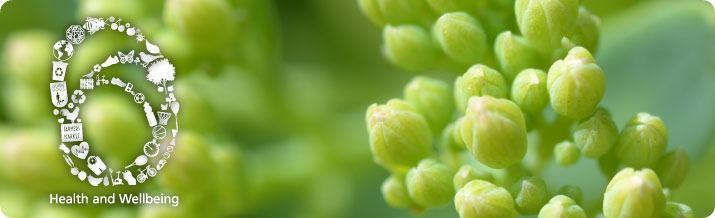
52, 40, 73, 61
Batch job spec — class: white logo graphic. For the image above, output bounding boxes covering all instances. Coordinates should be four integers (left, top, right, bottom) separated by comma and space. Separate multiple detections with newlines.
50, 17, 181, 187
0, 0, 11, 13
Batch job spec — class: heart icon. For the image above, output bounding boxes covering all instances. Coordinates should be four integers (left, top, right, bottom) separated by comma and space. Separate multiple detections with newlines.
71, 142, 89, 159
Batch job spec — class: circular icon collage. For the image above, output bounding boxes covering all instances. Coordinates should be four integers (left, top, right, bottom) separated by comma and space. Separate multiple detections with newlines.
50, 17, 180, 186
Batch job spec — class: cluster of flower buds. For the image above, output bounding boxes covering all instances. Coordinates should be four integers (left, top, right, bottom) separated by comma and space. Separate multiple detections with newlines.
361, 0, 692, 217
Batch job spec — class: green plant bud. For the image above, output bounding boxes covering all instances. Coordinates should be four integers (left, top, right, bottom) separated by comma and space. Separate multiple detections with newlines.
603, 168, 665, 218
366, 99, 433, 170
663, 202, 694, 218
655, 147, 689, 189
573, 108, 618, 158
84, 94, 148, 165
383, 25, 439, 71
615, 113, 668, 168
376, 0, 420, 25
460, 96, 527, 169
547, 47, 605, 120
515, 0, 579, 55
494, 31, 542, 81
455, 180, 517, 218
510, 69, 548, 114
441, 119, 465, 151
454, 64, 508, 113
570, 7, 601, 53
160, 132, 216, 194
1, 30, 53, 88
358, 0, 387, 27
511, 177, 550, 214
405, 159, 455, 207
381, 175, 413, 208
554, 140, 580, 166
404, 76, 454, 133
557, 185, 583, 205
425, 0, 474, 14
0, 128, 80, 192
538, 195, 586, 218
432, 12, 489, 65
3, 83, 51, 124
164, 0, 234, 49
453, 165, 493, 190
79, 0, 144, 19
211, 145, 247, 215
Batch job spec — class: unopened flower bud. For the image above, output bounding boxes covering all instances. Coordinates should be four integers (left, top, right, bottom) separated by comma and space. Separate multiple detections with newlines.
494, 31, 542, 81
358, 0, 387, 27
570, 7, 601, 53
425, 0, 473, 14
375, 0, 434, 25
453, 165, 493, 190
557, 185, 583, 205
603, 168, 665, 218
547, 47, 605, 120
433, 12, 489, 65
511, 177, 549, 214
538, 195, 586, 218
663, 202, 694, 218
515, 0, 579, 55
554, 140, 580, 166
460, 96, 527, 169
573, 108, 618, 158
164, 0, 234, 49
454, 64, 507, 113
406, 159, 455, 207
383, 25, 439, 71
455, 180, 517, 218
510, 69, 548, 114
367, 99, 433, 170
615, 113, 668, 168
381, 175, 412, 208
404, 76, 454, 133
655, 147, 689, 189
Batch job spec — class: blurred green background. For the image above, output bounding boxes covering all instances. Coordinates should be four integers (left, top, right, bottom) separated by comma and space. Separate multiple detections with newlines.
0, 0, 713, 217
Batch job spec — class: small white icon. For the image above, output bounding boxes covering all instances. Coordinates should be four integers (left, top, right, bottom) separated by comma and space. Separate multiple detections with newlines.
61, 123, 83, 142
80, 78, 94, 90
52, 40, 73, 61
109, 169, 123, 186
50, 82, 68, 107
87, 175, 102, 186
134, 93, 145, 104
71, 90, 86, 104
123, 170, 137, 185
71, 142, 89, 159
110, 77, 126, 87
78, 170, 87, 181
136, 169, 147, 183
157, 111, 171, 125
139, 52, 163, 66
708, 0, 715, 9
125, 82, 134, 93
60, 107, 80, 123
146, 165, 157, 177
144, 140, 160, 157
145, 41, 161, 54
59, 143, 70, 154
101, 55, 119, 67
95, 75, 109, 86
157, 159, 167, 170
144, 102, 157, 127
66, 25, 85, 44
125, 155, 148, 169
52, 61, 68, 81
147, 59, 176, 86
152, 125, 166, 140
87, 156, 107, 176
83, 17, 105, 35
118, 50, 135, 64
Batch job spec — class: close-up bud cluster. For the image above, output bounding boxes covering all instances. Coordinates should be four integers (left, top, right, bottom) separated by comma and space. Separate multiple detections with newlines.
360, 0, 713, 217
